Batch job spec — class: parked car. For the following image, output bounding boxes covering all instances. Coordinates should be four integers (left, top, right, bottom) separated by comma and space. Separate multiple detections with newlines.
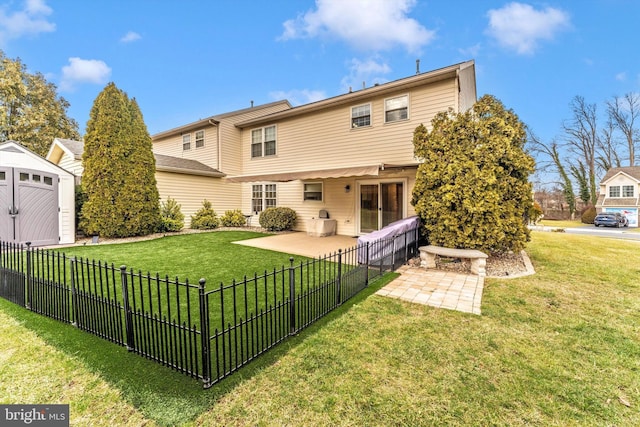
594, 212, 629, 228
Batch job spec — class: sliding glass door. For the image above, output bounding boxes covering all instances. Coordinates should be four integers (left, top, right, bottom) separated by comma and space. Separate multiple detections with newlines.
359, 180, 404, 234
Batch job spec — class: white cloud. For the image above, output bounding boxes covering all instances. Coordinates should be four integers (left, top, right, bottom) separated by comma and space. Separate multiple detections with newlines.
280, 0, 434, 53
615, 72, 627, 82
60, 57, 111, 91
120, 31, 141, 43
459, 43, 481, 58
340, 57, 391, 92
269, 89, 327, 106
0, 0, 55, 45
486, 2, 570, 55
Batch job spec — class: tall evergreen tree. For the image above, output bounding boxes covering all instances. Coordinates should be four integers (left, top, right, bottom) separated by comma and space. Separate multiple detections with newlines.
0, 50, 80, 155
80, 83, 160, 237
411, 95, 535, 254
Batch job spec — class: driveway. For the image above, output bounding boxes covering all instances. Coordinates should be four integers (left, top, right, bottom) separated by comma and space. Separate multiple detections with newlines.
531, 225, 640, 241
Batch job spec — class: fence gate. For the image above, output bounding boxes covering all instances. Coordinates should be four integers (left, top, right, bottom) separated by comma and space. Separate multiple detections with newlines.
0, 167, 59, 246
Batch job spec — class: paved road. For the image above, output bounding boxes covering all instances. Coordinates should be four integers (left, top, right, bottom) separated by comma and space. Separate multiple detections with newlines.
531, 225, 640, 241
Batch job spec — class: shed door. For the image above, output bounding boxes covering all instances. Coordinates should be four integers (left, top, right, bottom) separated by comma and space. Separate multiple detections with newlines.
0, 167, 59, 246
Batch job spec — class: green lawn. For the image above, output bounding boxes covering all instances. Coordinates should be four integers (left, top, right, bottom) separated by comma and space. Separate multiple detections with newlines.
2, 231, 639, 426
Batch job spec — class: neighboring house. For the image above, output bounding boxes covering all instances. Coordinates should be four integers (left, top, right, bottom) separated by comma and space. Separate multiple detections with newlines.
595, 166, 640, 227
46, 138, 225, 228
153, 60, 477, 236
1, 141, 75, 245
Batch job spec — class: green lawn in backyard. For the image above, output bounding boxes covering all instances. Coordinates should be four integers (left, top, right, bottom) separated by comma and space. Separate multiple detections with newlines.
2, 231, 639, 426
55, 230, 309, 285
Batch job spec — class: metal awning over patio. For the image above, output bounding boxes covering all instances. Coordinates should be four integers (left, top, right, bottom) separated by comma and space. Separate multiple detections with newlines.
225, 164, 380, 183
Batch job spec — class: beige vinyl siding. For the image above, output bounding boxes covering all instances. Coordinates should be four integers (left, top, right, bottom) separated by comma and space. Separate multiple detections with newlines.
240, 79, 456, 176
221, 103, 292, 175
153, 125, 219, 170
59, 153, 83, 177
239, 168, 417, 236
155, 171, 242, 228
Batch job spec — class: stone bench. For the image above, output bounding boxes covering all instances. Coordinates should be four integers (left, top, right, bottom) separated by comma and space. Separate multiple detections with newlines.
419, 245, 489, 276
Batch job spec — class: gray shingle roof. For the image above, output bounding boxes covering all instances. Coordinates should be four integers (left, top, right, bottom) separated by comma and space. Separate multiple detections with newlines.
52, 139, 223, 177
600, 166, 640, 183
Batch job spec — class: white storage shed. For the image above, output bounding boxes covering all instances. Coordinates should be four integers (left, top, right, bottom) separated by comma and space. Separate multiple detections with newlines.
0, 141, 75, 246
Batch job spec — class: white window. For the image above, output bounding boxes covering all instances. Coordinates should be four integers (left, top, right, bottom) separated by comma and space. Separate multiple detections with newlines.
609, 186, 620, 197
252, 184, 277, 213
385, 95, 408, 122
622, 185, 634, 197
351, 104, 371, 128
303, 182, 323, 201
182, 134, 191, 151
251, 125, 277, 158
195, 130, 205, 148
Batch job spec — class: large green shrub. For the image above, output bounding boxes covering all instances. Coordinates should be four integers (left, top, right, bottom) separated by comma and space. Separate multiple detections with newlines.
581, 206, 597, 224
411, 95, 535, 254
221, 209, 247, 227
160, 197, 184, 232
80, 83, 161, 237
258, 207, 297, 231
191, 200, 220, 230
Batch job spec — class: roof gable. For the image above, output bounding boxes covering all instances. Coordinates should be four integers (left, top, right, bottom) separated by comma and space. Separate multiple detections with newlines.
601, 167, 640, 184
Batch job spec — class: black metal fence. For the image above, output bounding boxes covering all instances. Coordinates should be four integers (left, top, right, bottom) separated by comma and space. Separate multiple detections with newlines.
0, 225, 420, 388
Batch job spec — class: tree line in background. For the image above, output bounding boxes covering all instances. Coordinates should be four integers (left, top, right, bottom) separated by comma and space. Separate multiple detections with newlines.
530, 93, 639, 218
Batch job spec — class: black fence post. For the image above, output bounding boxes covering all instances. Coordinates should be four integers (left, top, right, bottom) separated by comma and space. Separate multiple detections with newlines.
198, 278, 211, 388
288, 257, 296, 335
336, 249, 342, 305
365, 242, 370, 287
70, 257, 78, 327
120, 265, 134, 351
25, 242, 31, 310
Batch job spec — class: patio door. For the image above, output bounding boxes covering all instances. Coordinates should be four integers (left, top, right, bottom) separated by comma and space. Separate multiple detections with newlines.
358, 180, 405, 234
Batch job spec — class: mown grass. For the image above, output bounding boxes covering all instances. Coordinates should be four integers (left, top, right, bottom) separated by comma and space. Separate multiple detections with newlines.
2, 231, 639, 426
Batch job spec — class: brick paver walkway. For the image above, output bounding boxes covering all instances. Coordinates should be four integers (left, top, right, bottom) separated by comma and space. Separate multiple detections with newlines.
376, 265, 484, 315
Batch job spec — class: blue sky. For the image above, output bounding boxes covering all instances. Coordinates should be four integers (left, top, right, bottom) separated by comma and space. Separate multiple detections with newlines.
2, 0, 639, 160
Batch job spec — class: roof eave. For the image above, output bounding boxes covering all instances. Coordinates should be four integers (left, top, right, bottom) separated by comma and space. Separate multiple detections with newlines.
235, 60, 474, 128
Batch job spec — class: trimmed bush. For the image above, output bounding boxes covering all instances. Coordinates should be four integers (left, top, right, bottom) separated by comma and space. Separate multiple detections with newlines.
160, 197, 184, 232
259, 207, 297, 231
581, 206, 597, 224
221, 209, 247, 227
191, 200, 220, 230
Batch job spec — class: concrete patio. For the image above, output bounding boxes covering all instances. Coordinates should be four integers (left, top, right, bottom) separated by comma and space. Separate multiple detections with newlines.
234, 231, 486, 315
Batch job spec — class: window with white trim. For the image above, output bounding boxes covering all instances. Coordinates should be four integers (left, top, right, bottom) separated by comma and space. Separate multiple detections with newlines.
623, 185, 634, 197
195, 130, 205, 148
251, 125, 277, 158
385, 95, 408, 122
609, 186, 620, 197
351, 104, 371, 128
182, 134, 191, 151
251, 184, 277, 213
303, 182, 323, 201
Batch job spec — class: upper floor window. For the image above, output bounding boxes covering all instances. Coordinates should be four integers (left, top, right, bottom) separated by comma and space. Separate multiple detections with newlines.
195, 130, 205, 148
351, 104, 371, 128
385, 95, 408, 123
623, 185, 634, 197
609, 186, 620, 197
251, 125, 277, 158
182, 134, 191, 151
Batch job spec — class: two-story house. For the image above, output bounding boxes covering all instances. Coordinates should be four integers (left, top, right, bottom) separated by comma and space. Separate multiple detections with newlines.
47, 60, 477, 236
152, 60, 476, 235
595, 166, 640, 227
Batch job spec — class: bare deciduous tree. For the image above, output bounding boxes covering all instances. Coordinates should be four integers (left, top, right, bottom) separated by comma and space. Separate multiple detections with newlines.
606, 92, 640, 166
563, 96, 598, 205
